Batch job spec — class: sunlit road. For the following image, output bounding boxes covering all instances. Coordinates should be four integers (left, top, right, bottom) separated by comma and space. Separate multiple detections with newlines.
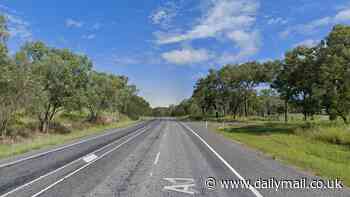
0, 120, 349, 197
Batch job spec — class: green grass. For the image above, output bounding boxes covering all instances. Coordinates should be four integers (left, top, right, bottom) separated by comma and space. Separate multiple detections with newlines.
214, 121, 350, 186
0, 119, 138, 160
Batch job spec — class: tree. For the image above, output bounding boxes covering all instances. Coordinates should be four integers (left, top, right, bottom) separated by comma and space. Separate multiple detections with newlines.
193, 69, 219, 116
287, 47, 323, 120
0, 16, 28, 136
0, 15, 13, 136
23, 42, 92, 132
257, 89, 283, 117
84, 72, 116, 121
319, 25, 350, 123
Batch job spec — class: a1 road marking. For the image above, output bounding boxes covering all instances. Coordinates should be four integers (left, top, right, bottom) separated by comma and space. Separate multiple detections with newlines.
163, 178, 198, 195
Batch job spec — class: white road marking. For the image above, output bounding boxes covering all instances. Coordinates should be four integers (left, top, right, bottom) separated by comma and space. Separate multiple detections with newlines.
163, 178, 198, 195
0, 127, 148, 197
0, 122, 146, 169
150, 172, 153, 177
154, 152, 160, 165
30, 128, 149, 197
181, 122, 263, 197
82, 154, 98, 163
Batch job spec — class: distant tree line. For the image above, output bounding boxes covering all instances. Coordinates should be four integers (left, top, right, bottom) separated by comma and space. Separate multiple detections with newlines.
171, 25, 350, 124
0, 16, 152, 136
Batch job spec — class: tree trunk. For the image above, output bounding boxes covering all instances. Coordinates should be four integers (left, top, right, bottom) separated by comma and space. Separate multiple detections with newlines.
0, 119, 8, 137
39, 120, 48, 133
244, 96, 248, 117
284, 100, 288, 123
340, 114, 348, 124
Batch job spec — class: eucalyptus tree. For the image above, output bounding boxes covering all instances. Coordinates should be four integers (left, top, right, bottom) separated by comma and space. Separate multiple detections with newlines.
193, 69, 220, 116
22, 42, 92, 132
0, 15, 14, 136
319, 25, 350, 123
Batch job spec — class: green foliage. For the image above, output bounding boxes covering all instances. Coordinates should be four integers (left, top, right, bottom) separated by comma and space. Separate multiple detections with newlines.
21, 42, 93, 132
319, 25, 350, 123
0, 16, 151, 136
84, 72, 124, 121
175, 24, 350, 124
187, 61, 282, 119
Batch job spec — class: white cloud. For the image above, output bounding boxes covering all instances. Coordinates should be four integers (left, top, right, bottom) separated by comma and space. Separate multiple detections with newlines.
220, 30, 260, 63
280, 17, 332, 38
154, 0, 260, 63
334, 8, 350, 22
267, 17, 288, 25
192, 72, 207, 80
65, 18, 83, 28
156, 0, 259, 45
162, 48, 211, 65
293, 39, 319, 48
149, 2, 179, 29
151, 10, 168, 24
82, 34, 96, 40
281, 7, 350, 38
4, 13, 32, 41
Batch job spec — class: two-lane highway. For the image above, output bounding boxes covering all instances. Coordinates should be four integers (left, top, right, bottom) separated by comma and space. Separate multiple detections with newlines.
0, 120, 349, 197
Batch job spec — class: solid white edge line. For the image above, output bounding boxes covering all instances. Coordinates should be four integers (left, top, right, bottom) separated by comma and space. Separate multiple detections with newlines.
0, 127, 148, 197
180, 122, 263, 197
31, 127, 149, 197
154, 152, 160, 165
0, 122, 146, 169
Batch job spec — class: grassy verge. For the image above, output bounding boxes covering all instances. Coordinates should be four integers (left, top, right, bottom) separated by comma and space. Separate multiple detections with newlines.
212, 120, 350, 186
0, 119, 139, 160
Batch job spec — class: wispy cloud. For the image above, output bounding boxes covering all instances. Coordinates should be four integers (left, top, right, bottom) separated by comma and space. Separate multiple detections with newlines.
82, 34, 96, 40
334, 8, 350, 22
0, 4, 32, 41
156, 0, 259, 45
280, 6, 350, 38
219, 30, 260, 64
65, 18, 83, 28
267, 17, 288, 25
293, 39, 319, 48
149, 1, 181, 29
153, 0, 260, 64
192, 71, 207, 80
162, 48, 212, 65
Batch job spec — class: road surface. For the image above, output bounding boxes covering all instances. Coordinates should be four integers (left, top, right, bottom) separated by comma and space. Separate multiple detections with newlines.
0, 119, 348, 197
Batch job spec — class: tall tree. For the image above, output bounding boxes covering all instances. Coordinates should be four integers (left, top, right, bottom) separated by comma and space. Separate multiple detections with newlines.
23, 42, 92, 132
320, 25, 350, 123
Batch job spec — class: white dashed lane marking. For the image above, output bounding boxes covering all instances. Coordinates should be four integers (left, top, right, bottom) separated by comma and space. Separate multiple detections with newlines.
154, 152, 160, 165
82, 154, 98, 163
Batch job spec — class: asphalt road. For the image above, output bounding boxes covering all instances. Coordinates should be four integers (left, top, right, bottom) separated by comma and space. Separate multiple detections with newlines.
0, 119, 349, 197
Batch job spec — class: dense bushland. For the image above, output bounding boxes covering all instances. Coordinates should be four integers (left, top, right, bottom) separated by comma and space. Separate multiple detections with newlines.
0, 16, 152, 138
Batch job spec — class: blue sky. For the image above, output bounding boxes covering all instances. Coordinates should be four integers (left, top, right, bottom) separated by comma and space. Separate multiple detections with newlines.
1, 0, 350, 107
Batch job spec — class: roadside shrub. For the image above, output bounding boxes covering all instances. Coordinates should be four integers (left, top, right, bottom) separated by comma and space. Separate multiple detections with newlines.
189, 115, 204, 121
49, 122, 71, 134
294, 124, 350, 146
